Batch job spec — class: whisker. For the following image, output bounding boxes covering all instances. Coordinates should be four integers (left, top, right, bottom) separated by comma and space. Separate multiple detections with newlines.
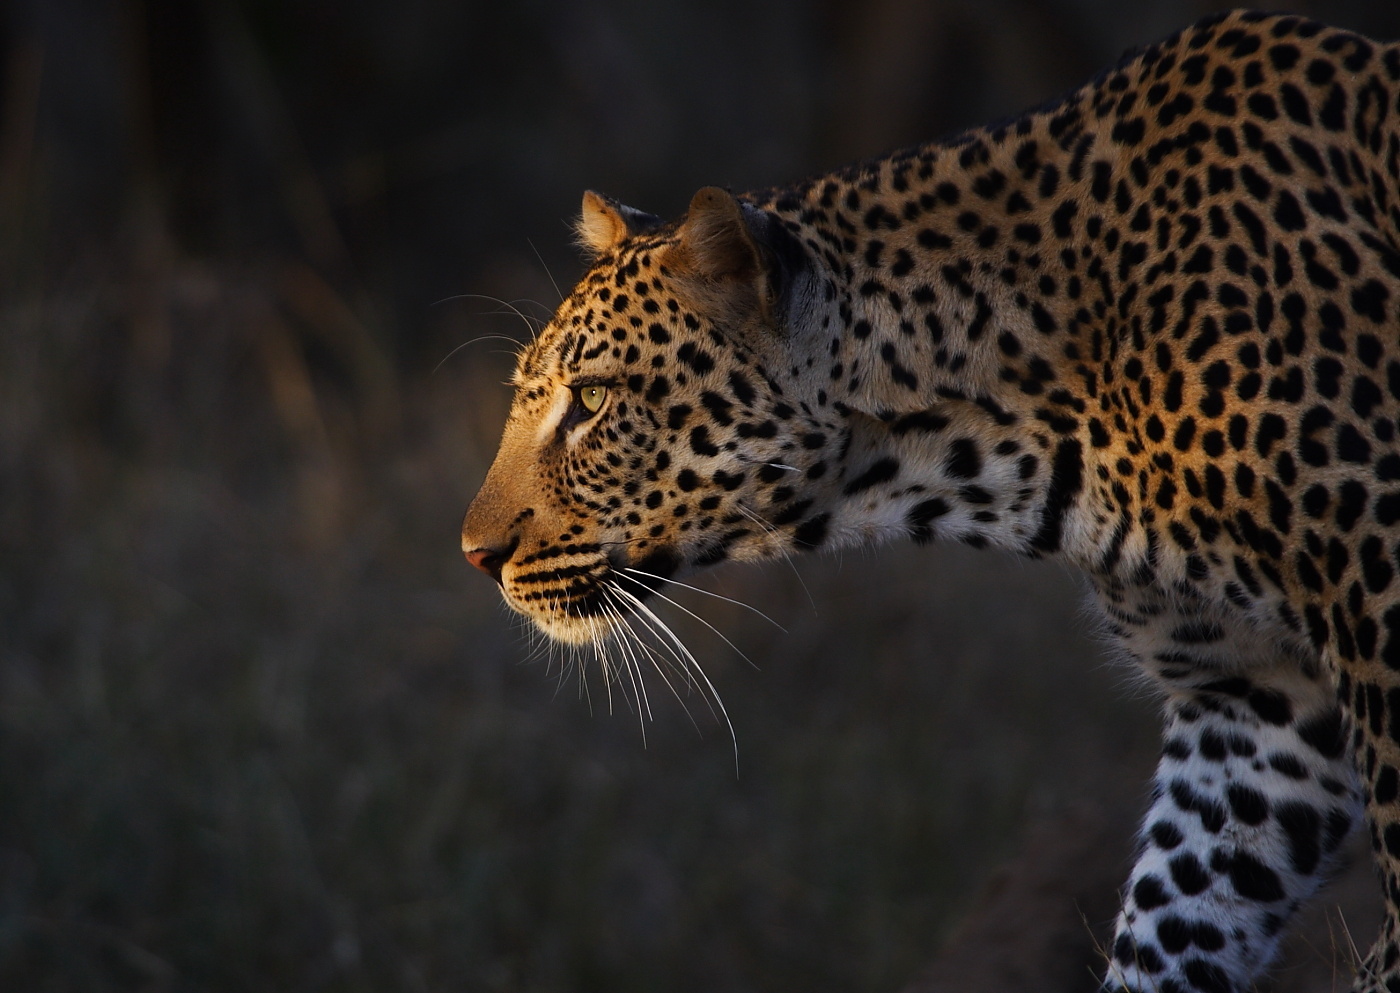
735, 502, 818, 614
599, 587, 709, 740
736, 454, 800, 473
432, 291, 544, 325
589, 622, 617, 716
527, 237, 565, 303
609, 585, 738, 771
600, 591, 656, 726
621, 567, 786, 633
625, 624, 706, 737
596, 601, 651, 744
606, 586, 707, 699
613, 570, 761, 672
431, 332, 524, 375
432, 291, 546, 358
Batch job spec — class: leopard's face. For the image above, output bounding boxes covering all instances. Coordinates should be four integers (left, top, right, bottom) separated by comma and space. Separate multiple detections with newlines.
462, 190, 842, 644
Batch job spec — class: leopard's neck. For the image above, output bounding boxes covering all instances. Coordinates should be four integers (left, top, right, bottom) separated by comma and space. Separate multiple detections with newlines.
745, 79, 1124, 563
757, 94, 1122, 410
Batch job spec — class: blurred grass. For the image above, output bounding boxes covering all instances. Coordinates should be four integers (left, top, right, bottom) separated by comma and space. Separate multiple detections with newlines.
8, 2, 1398, 991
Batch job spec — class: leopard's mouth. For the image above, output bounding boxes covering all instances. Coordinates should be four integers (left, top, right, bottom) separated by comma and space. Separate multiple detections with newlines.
500, 547, 681, 645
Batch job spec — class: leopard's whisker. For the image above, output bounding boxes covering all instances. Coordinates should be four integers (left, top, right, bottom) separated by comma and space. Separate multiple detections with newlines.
600, 589, 659, 725
734, 501, 818, 614
735, 453, 800, 472
602, 596, 652, 722
609, 584, 738, 769
588, 619, 617, 716
432, 291, 545, 329
526, 237, 566, 303
600, 585, 708, 738
613, 570, 761, 671
604, 584, 707, 698
431, 333, 525, 375
628, 627, 707, 736
621, 567, 786, 632
597, 598, 652, 742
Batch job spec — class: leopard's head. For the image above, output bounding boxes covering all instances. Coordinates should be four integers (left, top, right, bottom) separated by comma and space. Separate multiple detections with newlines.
461, 187, 843, 644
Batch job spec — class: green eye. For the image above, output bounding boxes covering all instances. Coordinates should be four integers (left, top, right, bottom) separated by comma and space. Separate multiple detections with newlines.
576, 385, 608, 414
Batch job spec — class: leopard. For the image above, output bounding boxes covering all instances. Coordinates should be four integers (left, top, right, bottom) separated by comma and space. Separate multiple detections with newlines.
460, 10, 1400, 991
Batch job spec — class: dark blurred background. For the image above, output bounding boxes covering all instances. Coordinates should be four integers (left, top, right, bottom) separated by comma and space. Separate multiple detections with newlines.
4, 2, 1400, 991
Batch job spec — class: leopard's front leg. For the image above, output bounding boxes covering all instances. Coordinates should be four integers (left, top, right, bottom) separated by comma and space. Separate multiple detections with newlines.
1104, 689, 1361, 992
1093, 584, 1363, 991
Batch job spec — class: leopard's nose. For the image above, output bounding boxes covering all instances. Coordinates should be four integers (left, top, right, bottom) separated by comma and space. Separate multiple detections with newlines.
463, 544, 511, 586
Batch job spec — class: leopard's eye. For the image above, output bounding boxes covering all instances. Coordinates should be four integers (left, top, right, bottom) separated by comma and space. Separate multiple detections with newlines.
575, 385, 608, 414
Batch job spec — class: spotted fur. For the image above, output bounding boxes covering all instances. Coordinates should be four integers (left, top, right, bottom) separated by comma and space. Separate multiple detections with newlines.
462, 12, 1400, 990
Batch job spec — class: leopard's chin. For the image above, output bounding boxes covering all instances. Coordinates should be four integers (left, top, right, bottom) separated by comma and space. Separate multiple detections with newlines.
527, 609, 617, 646
499, 567, 667, 647
495, 582, 613, 646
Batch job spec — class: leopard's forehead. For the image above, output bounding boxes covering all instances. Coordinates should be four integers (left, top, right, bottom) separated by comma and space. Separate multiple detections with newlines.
515, 233, 693, 388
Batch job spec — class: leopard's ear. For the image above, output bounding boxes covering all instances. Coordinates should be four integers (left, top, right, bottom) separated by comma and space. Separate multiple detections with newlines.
674, 186, 762, 281
576, 191, 662, 256
672, 186, 810, 323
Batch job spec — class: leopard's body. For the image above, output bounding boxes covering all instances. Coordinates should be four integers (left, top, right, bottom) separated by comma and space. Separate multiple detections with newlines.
461, 12, 1400, 991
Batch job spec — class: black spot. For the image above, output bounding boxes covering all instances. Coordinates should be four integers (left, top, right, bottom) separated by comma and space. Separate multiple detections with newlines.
1030, 439, 1083, 554
1248, 688, 1292, 725
1212, 849, 1285, 902
1273, 190, 1305, 231
1318, 83, 1346, 130
1255, 413, 1287, 457
907, 499, 950, 544
1183, 957, 1232, 993
727, 370, 756, 406
688, 426, 719, 457
1336, 480, 1367, 531
1377, 765, 1398, 805
1275, 802, 1322, 875
700, 391, 734, 426
1352, 279, 1390, 323
1156, 915, 1193, 954
646, 376, 672, 404
843, 457, 899, 495
1226, 784, 1269, 826
1168, 852, 1212, 895
1134, 874, 1171, 910
1163, 737, 1191, 760
1306, 186, 1346, 223
792, 513, 830, 548
1296, 709, 1346, 759
1169, 778, 1226, 833
1337, 424, 1371, 464
1114, 933, 1164, 974
1170, 621, 1223, 644
1268, 752, 1307, 779
946, 439, 982, 479
892, 411, 951, 434
1360, 536, 1394, 593
676, 342, 714, 374
1112, 118, 1146, 145
1150, 820, 1185, 850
